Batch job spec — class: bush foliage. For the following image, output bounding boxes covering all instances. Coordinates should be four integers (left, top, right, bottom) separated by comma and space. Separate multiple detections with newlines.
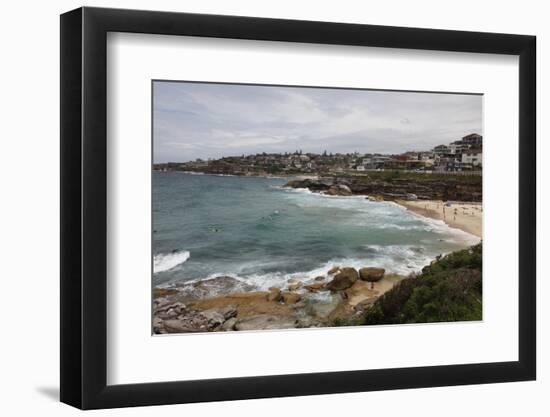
362, 243, 482, 325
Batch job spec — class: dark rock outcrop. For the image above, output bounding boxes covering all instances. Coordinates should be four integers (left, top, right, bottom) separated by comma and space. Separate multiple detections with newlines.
325, 184, 353, 196
326, 267, 359, 291
285, 175, 482, 202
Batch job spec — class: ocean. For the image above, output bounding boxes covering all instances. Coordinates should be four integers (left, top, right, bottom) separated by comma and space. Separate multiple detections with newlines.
153, 172, 479, 290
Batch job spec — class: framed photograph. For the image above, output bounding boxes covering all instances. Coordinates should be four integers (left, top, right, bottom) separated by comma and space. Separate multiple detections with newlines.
60, 7, 536, 409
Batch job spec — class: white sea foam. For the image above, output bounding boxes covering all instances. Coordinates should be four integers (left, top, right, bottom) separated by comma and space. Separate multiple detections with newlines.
279, 186, 315, 195
180, 171, 205, 175
153, 250, 190, 274
184, 247, 432, 293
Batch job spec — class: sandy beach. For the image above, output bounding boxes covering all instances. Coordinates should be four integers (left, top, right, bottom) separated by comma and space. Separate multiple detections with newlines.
397, 200, 482, 238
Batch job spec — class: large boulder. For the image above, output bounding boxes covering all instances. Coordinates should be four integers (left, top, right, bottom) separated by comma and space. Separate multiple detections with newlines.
359, 267, 385, 282
326, 267, 359, 291
234, 315, 297, 331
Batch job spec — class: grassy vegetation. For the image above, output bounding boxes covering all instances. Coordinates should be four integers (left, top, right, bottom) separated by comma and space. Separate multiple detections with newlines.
344, 170, 483, 185
360, 243, 482, 325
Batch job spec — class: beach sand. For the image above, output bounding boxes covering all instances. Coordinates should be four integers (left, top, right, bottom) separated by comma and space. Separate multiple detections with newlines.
397, 200, 482, 238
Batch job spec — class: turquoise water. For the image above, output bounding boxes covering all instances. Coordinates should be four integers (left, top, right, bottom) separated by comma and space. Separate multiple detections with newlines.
152, 172, 479, 289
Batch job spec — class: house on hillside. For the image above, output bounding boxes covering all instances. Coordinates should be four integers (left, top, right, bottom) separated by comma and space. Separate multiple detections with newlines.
433, 144, 451, 155
462, 133, 483, 146
461, 147, 482, 167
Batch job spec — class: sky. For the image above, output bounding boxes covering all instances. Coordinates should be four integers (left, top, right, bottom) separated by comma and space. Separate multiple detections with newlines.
153, 81, 482, 163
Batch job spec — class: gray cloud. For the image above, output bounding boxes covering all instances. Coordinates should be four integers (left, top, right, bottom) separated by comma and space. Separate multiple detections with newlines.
153, 81, 482, 162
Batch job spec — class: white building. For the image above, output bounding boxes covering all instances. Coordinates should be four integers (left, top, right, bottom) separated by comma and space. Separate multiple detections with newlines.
461, 149, 482, 166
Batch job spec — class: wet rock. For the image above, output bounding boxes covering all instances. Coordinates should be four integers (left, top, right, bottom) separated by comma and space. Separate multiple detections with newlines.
234, 315, 298, 331
176, 276, 254, 301
314, 276, 325, 282
285, 179, 330, 192
328, 266, 341, 275
288, 281, 303, 291
303, 292, 341, 319
326, 267, 359, 291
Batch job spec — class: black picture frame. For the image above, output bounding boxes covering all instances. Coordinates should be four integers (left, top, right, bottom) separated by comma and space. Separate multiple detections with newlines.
60, 6, 536, 410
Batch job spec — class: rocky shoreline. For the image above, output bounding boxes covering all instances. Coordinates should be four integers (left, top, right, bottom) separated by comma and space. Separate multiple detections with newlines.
153, 267, 404, 334
285, 173, 482, 202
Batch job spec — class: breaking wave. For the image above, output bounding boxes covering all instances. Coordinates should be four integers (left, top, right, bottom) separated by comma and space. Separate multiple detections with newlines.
154, 250, 190, 274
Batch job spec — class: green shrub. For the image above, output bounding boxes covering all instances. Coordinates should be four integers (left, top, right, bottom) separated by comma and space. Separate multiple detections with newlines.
362, 243, 482, 325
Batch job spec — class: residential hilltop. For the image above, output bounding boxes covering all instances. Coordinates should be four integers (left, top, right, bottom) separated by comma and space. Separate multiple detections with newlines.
154, 133, 482, 176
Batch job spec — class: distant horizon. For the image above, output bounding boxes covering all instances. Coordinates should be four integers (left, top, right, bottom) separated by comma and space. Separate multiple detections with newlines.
153, 81, 482, 163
